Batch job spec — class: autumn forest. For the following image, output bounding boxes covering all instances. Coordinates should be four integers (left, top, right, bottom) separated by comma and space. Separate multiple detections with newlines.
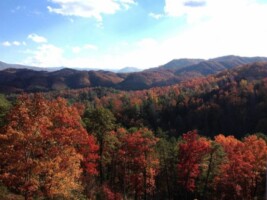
1, 61, 267, 200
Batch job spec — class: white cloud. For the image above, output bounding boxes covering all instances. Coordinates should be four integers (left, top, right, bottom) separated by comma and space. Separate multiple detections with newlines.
2, 41, 11, 47
72, 44, 98, 54
47, 0, 136, 21
137, 38, 158, 48
1, 40, 26, 47
164, 0, 262, 23
23, 42, 99, 68
28, 33, 48, 43
84, 44, 98, 50
149, 12, 163, 19
145, 0, 267, 61
24, 44, 64, 67
72, 47, 81, 54
13, 41, 21, 46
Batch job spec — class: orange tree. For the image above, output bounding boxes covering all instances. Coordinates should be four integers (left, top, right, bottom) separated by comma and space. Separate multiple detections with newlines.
214, 134, 267, 200
0, 94, 98, 200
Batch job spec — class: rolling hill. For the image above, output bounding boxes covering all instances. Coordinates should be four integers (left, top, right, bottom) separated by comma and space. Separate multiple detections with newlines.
1, 55, 267, 93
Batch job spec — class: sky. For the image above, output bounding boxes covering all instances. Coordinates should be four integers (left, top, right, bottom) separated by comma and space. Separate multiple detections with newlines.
1, 0, 267, 70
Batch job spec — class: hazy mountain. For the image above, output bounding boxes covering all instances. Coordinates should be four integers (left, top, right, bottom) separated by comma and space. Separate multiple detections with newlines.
117, 67, 141, 73
1, 55, 267, 93
0, 61, 63, 71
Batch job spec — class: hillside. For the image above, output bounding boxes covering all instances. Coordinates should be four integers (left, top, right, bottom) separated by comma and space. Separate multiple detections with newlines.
1, 55, 267, 93
0, 68, 125, 93
1, 61, 267, 200
37, 61, 267, 139
73, 61, 267, 138
116, 56, 267, 89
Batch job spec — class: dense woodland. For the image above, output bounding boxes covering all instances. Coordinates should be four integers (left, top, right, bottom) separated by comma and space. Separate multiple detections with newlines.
1, 62, 267, 199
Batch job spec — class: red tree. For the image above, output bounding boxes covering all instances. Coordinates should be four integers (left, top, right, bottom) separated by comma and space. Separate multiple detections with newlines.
177, 130, 211, 192
214, 134, 267, 200
116, 128, 159, 199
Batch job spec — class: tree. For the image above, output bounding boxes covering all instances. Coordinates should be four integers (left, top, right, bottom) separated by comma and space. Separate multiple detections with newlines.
198, 141, 225, 199
155, 135, 179, 199
177, 130, 211, 198
83, 107, 116, 183
98, 128, 159, 200
0, 94, 98, 199
117, 128, 159, 199
0, 94, 11, 128
214, 134, 267, 200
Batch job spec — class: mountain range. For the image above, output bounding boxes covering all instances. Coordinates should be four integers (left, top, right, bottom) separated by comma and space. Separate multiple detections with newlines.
1, 55, 267, 93
0, 61, 141, 73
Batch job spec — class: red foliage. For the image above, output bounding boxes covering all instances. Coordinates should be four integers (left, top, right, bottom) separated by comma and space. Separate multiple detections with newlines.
214, 134, 267, 199
102, 184, 123, 200
177, 130, 211, 191
117, 128, 159, 199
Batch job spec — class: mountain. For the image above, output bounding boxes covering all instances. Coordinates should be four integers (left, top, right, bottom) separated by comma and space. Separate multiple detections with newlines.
1, 55, 267, 93
0, 60, 130, 73
172, 55, 267, 77
0, 61, 63, 71
0, 68, 125, 93
117, 67, 141, 73
118, 56, 267, 90
151, 58, 204, 71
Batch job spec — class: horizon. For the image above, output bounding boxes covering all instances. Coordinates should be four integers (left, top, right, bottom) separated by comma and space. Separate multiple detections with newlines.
2, 54, 267, 71
1, 0, 267, 70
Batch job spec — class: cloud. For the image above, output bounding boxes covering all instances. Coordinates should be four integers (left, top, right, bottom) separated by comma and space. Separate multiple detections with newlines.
72, 44, 98, 54
164, 0, 210, 22
2, 41, 12, 47
23, 42, 99, 67
1, 41, 26, 47
47, 0, 136, 21
149, 12, 163, 19
184, 1, 206, 7
13, 41, 21, 46
72, 47, 81, 54
24, 44, 64, 67
11, 6, 26, 13
129, 1, 267, 66
163, 0, 264, 23
84, 44, 98, 50
137, 38, 158, 48
28, 33, 48, 43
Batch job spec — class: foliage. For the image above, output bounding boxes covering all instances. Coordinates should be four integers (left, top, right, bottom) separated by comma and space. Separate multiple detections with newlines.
0, 94, 98, 199
0, 94, 11, 127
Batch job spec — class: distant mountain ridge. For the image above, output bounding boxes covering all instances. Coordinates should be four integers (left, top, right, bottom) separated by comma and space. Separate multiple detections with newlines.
116, 67, 141, 73
0, 61, 141, 73
149, 58, 204, 71
1, 55, 267, 93
118, 56, 267, 90
0, 61, 62, 72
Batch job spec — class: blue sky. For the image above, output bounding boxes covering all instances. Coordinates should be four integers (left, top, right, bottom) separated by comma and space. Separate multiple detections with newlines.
1, 0, 267, 69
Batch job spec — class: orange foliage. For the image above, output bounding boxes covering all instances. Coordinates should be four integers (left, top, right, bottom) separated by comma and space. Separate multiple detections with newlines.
0, 94, 98, 199
214, 134, 267, 199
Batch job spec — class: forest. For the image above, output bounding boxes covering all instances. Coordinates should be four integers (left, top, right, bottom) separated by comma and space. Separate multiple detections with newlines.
1, 62, 267, 200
